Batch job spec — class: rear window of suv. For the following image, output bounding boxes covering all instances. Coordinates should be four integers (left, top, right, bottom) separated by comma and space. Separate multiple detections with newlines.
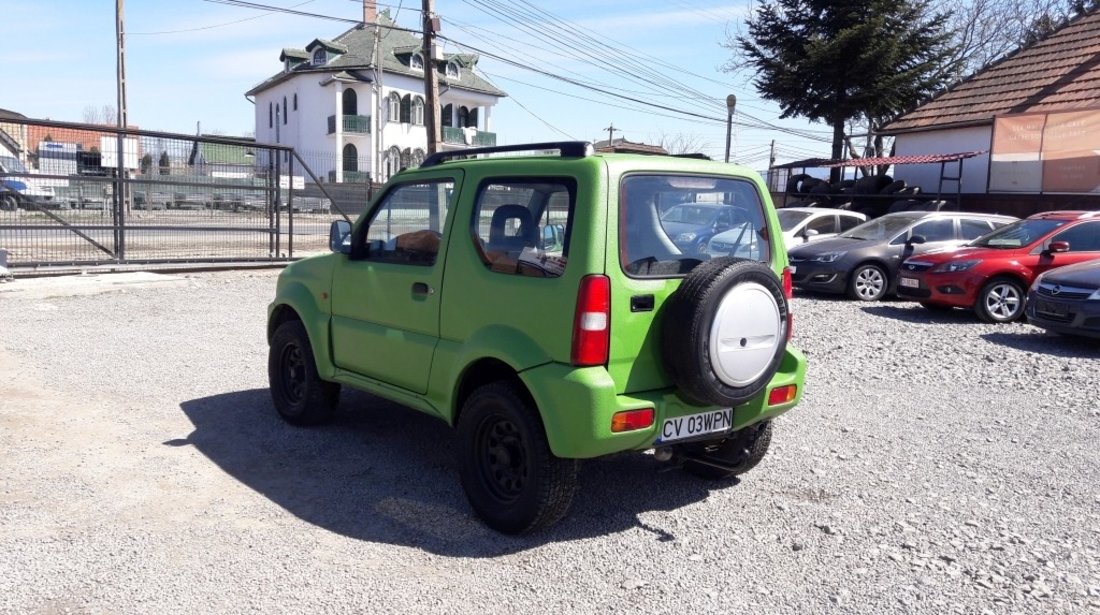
620, 174, 770, 277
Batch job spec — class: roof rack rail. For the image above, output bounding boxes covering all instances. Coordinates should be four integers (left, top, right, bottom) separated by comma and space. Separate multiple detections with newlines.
419, 141, 593, 168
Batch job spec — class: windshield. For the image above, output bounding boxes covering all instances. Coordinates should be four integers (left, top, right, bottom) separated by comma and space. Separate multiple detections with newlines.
970, 219, 1065, 249
0, 156, 29, 174
660, 205, 719, 225
777, 210, 812, 231
841, 215, 917, 240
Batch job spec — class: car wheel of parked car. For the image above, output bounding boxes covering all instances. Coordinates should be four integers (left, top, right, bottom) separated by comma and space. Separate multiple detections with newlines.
457, 382, 578, 534
677, 420, 773, 480
0, 194, 18, 211
662, 257, 788, 408
976, 277, 1026, 323
268, 320, 340, 425
848, 264, 888, 301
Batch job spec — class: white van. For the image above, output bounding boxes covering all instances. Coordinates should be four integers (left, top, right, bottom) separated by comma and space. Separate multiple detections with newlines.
0, 154, 56, 210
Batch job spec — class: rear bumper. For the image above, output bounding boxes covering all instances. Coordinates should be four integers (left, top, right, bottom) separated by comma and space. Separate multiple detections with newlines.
521, 346, 807, 459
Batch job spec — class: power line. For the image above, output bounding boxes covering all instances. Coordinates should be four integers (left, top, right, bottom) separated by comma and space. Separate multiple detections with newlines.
132, 0, 317, 34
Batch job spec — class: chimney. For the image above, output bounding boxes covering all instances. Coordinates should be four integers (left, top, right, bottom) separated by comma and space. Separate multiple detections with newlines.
362, 0, 376, 25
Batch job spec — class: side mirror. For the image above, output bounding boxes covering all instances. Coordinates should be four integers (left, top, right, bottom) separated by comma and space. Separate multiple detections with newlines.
329, 220, 352, 254
1047, 240, 1070, 253
908, 234, 927, 245
803, 228, 819, 238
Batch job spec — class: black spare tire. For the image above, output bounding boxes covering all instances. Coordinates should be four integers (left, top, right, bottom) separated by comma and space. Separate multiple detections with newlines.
662, 257, 789, 407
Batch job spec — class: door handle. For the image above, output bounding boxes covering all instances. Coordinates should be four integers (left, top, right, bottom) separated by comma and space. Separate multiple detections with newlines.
412, 282, 434, 296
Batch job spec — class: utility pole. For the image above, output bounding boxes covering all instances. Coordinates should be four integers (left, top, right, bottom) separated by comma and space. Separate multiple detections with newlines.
422, 0, 441, 154
604, 123, 619, 147
115, 0, 128, 258
724, 94, 737, 163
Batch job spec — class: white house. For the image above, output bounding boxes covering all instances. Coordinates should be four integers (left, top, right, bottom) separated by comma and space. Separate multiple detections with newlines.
245, 10, 506, 185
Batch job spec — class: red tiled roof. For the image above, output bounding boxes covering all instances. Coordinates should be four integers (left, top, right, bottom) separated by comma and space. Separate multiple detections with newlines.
883, 9, 1100, 134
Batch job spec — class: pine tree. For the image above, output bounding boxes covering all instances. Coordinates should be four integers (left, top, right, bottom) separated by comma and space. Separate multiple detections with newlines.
731, 0, 957, 180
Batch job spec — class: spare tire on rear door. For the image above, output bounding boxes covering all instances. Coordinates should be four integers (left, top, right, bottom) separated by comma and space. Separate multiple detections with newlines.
662, 257, 788, 408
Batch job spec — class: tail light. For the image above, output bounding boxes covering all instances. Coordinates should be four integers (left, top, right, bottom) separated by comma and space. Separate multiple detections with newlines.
782, 266, 794, 341
572, 274, 610, 366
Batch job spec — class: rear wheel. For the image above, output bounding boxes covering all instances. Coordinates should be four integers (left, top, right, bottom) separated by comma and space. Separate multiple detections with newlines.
0, 194, 18, 211
678, 420, 774, 480
268, 320, 340, 425
848, 263, 888, 301
457, 382, 578, 534
976, 277, 1025, 323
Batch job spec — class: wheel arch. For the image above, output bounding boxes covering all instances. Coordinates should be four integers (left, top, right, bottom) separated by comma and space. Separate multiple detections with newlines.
267, 280, 336, 379
450, 357, 526, 428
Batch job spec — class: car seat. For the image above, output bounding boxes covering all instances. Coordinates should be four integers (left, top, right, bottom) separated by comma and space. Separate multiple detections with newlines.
487, 205, 537, 254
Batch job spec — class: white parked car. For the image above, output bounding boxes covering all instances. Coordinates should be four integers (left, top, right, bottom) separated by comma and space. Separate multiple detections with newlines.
705, 207, 866, 259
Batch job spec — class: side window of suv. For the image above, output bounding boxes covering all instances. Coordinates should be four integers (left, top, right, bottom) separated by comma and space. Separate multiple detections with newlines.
806, 215, 837, 234
839, 214, 863, 232
360, 179, 454, 266
909, 218, 955, 242
1051, 221, 1100, 251
472, 178, 575, 277
960, 218, 994, 240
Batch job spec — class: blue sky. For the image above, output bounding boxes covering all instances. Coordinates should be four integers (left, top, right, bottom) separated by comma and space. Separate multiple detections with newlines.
0, 0, 835, 168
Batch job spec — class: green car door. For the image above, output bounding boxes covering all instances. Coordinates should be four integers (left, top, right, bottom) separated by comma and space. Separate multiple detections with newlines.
330, 176, 460, 394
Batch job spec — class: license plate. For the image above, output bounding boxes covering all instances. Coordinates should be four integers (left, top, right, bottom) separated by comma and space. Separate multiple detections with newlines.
1034, 299, 1068, 317
899, 276, 919, 288
655, 409, 733, 444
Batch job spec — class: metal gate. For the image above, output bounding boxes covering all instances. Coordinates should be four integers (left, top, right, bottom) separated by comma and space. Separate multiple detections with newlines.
0, 117, 354, 271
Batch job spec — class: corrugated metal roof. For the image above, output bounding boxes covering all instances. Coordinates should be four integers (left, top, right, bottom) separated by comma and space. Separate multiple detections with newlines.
823, 151, 986, 168
883, 9, 1100, 134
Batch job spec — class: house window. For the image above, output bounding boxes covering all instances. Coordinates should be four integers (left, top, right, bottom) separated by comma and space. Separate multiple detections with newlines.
388, 92, 401, 123
312, 48, 326, 66
411, 54, 424, 71
446, 62, 459, 79
343, 143, 358, 173
413, 97, 425, 125
385, 146, 402, 180
441, 104, 453, 127
283, 97, 288, 124
268, 102, 273, 128
457, 106, 469, 129
293, 93, 298, 111
412, 148, 426, 167
400, 95, 412, 124
468, 107, 478, 129
342, 88, 358, 116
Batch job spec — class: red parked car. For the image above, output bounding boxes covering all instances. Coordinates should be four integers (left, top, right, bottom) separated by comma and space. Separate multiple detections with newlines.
896, 211, 1100, 322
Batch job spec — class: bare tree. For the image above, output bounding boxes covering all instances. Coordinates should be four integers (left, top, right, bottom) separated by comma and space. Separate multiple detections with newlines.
82, 104, 118, 125
656, 132, 711, 156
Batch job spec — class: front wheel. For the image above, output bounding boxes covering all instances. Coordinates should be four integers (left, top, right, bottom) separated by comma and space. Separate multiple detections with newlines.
0, 194, 18, 211
976, 277, 1025, 323
848, 264, 888, 301
677, 420, 774, 480
457, 382, 578, 534
268, 320, 340, 425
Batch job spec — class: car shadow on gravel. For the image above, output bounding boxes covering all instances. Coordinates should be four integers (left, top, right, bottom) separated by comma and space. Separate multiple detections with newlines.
176, 388, 722, 557
980, 330, 1100, 357
859, 304, 977, 324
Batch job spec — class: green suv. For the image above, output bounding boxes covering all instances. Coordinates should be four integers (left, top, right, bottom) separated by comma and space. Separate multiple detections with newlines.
267, 142, 806, 533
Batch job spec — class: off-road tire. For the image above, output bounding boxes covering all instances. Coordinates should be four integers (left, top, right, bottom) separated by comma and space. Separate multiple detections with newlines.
268, 320, 340, 426
678, 420, 774, 480
457, 382, 578, 534
662, 258, 788, 408
976, 276, 1026, 323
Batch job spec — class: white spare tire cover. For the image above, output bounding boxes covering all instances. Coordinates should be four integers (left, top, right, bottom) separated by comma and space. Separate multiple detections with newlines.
662, 257, 788, 408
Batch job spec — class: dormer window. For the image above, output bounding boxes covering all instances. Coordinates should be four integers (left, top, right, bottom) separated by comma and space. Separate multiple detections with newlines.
445, 62, 459, 79
312, 48, 326, 66
410, 54, 424, 72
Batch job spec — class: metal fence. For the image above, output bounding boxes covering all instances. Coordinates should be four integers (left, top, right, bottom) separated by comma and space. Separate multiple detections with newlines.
0, 117, 373, 271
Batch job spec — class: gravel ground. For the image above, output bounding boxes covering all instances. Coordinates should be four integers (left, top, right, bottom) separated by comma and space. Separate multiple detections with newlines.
0, 270, 1097, 614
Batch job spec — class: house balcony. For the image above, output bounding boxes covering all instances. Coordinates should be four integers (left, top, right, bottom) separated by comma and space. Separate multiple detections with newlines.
327, 170, 372, 183
328, 114, 372, 134
442, 126, 497, 147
